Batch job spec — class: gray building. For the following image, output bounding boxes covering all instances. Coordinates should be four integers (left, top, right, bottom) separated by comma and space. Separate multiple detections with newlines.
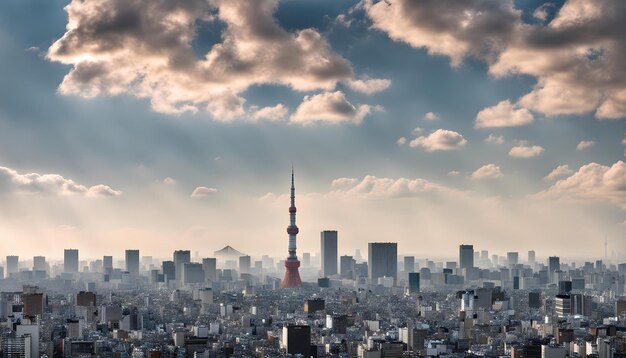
173, 250, 191, 282
64, 249, 79, 273
6, 256, 18, 276
239, 255, 251, 275
459, 245, 474, 270
321, 230, 338, 277
125, 250, 140, 276
368, 242, 397, 283
202, 257, 217, 282
340, 255, 355, 280
183, 263, 204, 284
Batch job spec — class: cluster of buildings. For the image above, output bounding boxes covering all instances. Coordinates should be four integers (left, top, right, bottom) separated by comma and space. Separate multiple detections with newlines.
1, 173, 625, 357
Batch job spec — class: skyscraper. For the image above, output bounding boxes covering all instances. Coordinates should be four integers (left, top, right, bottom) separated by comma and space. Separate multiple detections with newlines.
459, 245, 474, 270
6, 256, 18, 276
202, 258, 217, 282
173, 250, 191, 282
33, 256, 46, 272
239, 255, 251, 275
283, 325, 311, 356
340, 255, 355, 280
408, 272, 420, 293
64, 249, 79, 273
103, 256, 113, 272
507, 252, 519, 266
368, 242, 398, 284
281, 168, 302, 288
528, 250, 536, 265
404, 256, 415, 274
125, 250, 140, 276
320, 230, 338, 277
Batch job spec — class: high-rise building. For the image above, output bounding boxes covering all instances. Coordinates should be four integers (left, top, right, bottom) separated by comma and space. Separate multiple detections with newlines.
239, 255, 251, 274
302, 253, 311, 267
183, 263, 204, 284
507, 252, 519, 266
368, 243, 398, 284
6, 255, 19, 276
125, 250, 140, 276
555, 294, 571, 318
340, 255, 355, 280
549, 256, 560, 272
408, 272, 420, 293
282, 325, 311, 356
281, 168, 302, 288
202, 258, 217, 282
173, 250, 191, 282
459, 245, 474, 269
528, 250, 536, 265
162, 261, 175, 282
64, 249, 79, 273
33, 256, 46, 272
103, 256, 113, 272
320, 230, 338, 277
404, 256, 415, 274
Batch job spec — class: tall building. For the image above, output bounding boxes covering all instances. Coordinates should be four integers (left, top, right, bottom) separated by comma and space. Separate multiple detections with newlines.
162, 261, 175, 282
183, 263, 204, 284
103, 256, 113, 272
282, 325, 311, 356
125, 250, 140, 276
507, 252, 519, 266
6, 255, 19, 276
64, 249, 79, 273
368, 243, 398, 284
320, 230, 338, 277
528, 250, 536, 265
202, 258, 217, 282
281, 168, 302, 288
408, 272, 420, 293
340, 255, 355, 280
548, 256, 560, 272
33, 256, 46, 272
173, 250, 191, 282
239, 255, 251, 275
459, 245, 474, 269
404, 256, 415, 273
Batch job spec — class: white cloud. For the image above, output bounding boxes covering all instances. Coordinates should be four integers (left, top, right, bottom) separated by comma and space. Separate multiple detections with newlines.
411, 127, 424, 135
485, 134, 505, 144
576, 140, 595, 151
423, 112, 439, 121
409, 129, 467, 151
47, 0, 359, 120
475, 100, 534, 128
538, 161, 626, 209
290, 91, 378, 125
330, 175, 460, 198
621, 132, 626, 145
448, 170, 461, 177
471, 164, 503, 179
163, 177, 176, 185
248, 104, 288, 122
191, 186, 218, 198
346, 77, 391, 94
544, 165, 574, 181
396, 137, 407, 145
364, 0, 626, 120
532, 3, 554, 22
0, 166, 121, 197
331, 177, 359, 189
509, 144, 545, 158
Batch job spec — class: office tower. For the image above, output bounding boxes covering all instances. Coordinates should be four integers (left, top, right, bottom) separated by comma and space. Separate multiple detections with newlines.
281, 168, 302, 288
507, 252, 519, 266
125, 250, 140, 276
408, 272, 420, 293
283, 325, 311, 356
548, 256, 560, 272
404, 256, 415, 274
340, 255, 355, 280
480, 250, 489, 262
555, 294, 571, 318
33, 256, 46, 273
6, 255, 19, 276
239, 255, 251, 274
302, 253, 311, 267
173, 250, 191, 282
64, 249, 79, 273
459, 245, 474, 269
368, 242, 398, 283
202, 258, 217, 282
76, 291, 97, 306
529, 292, 542, 309
321, 230, 338, 277
183, 263, 204, 284
103, 256, 113, 271
22, 292, 44, 316
162, 261, 175, 282
528, 250, 536, 265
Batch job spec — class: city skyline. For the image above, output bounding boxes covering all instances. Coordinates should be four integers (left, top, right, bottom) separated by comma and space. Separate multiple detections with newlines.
0, 0, 625, 259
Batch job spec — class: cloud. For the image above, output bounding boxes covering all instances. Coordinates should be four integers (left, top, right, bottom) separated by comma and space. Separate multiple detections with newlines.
576, 140, 595, 151
163, 177, 176, 185
330, 175, 460, 198
47, 0, 360, 120
622, 133, 626, 145
509, 144, 545, 158
448, 170, 460, 177
475, 100, 534, 128
423, 112, 439, 121
471, 164, 503, 179
485, 134, 505, 144
409, 129, 467, 151
331, 177, 359, 189
396, 137, 407, 145
248, 104, 288, 122
544, 165, 574, 181
347, 77, 391, 94
364, 0, 626, 120
538, 161, 626, 209
290, 91, 379, 125
411, 127, 424, 135
532, 3, 555, 22
191, 186, 217, 198
0, 166, 121, 197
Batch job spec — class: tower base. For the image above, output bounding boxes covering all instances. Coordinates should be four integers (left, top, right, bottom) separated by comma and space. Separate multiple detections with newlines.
281, 260, 302, 288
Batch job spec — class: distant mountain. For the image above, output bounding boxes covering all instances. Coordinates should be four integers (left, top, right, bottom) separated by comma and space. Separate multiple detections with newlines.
214, 245, 245, 258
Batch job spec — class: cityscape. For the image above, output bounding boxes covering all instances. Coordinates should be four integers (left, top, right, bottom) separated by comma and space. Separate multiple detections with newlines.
1, 0, 625, 357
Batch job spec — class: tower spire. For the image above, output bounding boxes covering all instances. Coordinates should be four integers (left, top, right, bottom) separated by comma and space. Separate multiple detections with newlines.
282, 166, 302, 288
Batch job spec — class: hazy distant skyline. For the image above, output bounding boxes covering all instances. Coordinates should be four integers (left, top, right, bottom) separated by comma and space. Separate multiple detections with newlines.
0, 0, 624, 259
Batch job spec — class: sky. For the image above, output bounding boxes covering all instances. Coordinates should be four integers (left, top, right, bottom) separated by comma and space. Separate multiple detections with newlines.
0, 0, 624, 261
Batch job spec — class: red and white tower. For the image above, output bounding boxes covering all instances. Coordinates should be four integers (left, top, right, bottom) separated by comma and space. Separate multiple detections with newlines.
281, 167, 302, 288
